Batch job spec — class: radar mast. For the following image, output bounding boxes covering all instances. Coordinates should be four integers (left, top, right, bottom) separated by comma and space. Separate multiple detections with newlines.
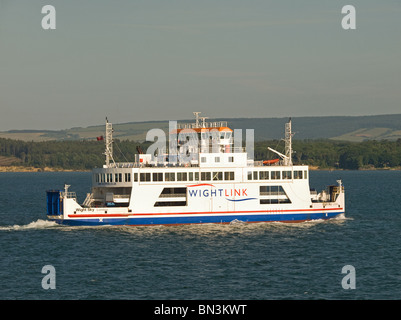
104, 117, 115, 167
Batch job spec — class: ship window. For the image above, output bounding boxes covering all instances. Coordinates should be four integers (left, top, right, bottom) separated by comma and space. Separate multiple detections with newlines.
134, 173, 138, 182
304, 170, 308, 179
294, 171, 303, 179
259, 171, 269, 180
282, 171, 292, 179
201, 157, 206, 163
249, 171, 260, 180
224, 171, 234, 180
165, 172, 175, 181
271, 171, 281, 180
260, 199, 276, 204
125, 173, 131, 182
188, 172, 194, 181
159, 187, 187, 197
140, 172, 151, 182
247, 171, 253, 180
177, 172, 187, 181
259, 186, 291, 204
271, 186, 279, 194
195, 172, 199, 181
260, 186, 268, 195
213, 172, 223, 181
260, 186, 286, 195
115, 173, 123, 183
95, 174, 99, 183
154, 201, 187, 207
260, 199, 291, 204
153, 172, 163, 182
201, 172, 211, 181
228, 156, 234, 162
215, 157, 220, 163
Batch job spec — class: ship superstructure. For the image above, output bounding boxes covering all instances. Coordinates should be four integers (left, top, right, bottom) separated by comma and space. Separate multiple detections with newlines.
46, 113, 345, 226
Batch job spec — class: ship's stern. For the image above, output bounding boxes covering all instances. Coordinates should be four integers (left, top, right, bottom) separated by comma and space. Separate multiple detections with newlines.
46, 190, 64, 223
46, 185, 82, 225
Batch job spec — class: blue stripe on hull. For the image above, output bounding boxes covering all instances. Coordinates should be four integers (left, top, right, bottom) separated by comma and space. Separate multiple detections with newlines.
53, 211, 344, 226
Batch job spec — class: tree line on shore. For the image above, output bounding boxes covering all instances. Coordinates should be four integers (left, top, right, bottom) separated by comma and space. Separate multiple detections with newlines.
1, 137, 401, 170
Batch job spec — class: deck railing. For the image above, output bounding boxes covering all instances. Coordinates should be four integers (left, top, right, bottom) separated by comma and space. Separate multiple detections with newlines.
62, 192, 77, 199
177, 121, 228, 129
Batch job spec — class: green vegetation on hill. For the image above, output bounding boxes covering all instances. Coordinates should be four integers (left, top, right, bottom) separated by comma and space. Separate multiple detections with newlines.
2, 114, 401, 142
0, 138, 144, 170
255, 139, 401, 170
1, 137, 401, 171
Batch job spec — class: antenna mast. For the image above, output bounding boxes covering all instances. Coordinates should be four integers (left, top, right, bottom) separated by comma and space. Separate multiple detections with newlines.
104, 117, 115, 167
284, 117, 293, 166
193, 112, 201, 128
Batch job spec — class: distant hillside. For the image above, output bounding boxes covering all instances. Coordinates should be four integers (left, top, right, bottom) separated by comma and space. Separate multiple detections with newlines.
1, 114, 401, 142
0, 155, 22, 166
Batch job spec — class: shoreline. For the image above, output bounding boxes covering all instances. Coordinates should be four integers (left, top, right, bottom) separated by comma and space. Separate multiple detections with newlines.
0, 165, 399, 173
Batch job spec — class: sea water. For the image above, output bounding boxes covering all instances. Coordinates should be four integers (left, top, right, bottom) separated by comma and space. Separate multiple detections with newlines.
0, 170, 400, 299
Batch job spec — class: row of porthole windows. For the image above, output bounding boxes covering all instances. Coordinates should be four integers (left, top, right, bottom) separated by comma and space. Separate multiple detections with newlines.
96, 171, 234, 183
247, 170, 307, 180
95, 169, 307, 184
201, 156, 234, 163
138, 171, 235, 182
95, 173, 131, 183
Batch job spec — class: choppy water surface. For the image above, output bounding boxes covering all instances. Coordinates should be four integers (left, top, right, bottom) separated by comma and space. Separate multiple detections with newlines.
0, 171, 400, 299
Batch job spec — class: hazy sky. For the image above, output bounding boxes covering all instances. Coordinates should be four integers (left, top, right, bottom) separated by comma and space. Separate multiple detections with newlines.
1, 0, 400, 130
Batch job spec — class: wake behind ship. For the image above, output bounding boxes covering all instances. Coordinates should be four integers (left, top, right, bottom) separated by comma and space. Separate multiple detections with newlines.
46, 113, 345, 226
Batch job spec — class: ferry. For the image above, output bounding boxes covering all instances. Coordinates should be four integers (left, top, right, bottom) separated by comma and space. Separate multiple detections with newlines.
46, 113, 345, 226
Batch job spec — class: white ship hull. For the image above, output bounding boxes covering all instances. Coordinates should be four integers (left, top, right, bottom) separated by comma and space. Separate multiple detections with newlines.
47, 166, 345, 226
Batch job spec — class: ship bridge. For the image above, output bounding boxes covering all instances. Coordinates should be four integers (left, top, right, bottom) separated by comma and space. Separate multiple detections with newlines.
161, 112, 249, 168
